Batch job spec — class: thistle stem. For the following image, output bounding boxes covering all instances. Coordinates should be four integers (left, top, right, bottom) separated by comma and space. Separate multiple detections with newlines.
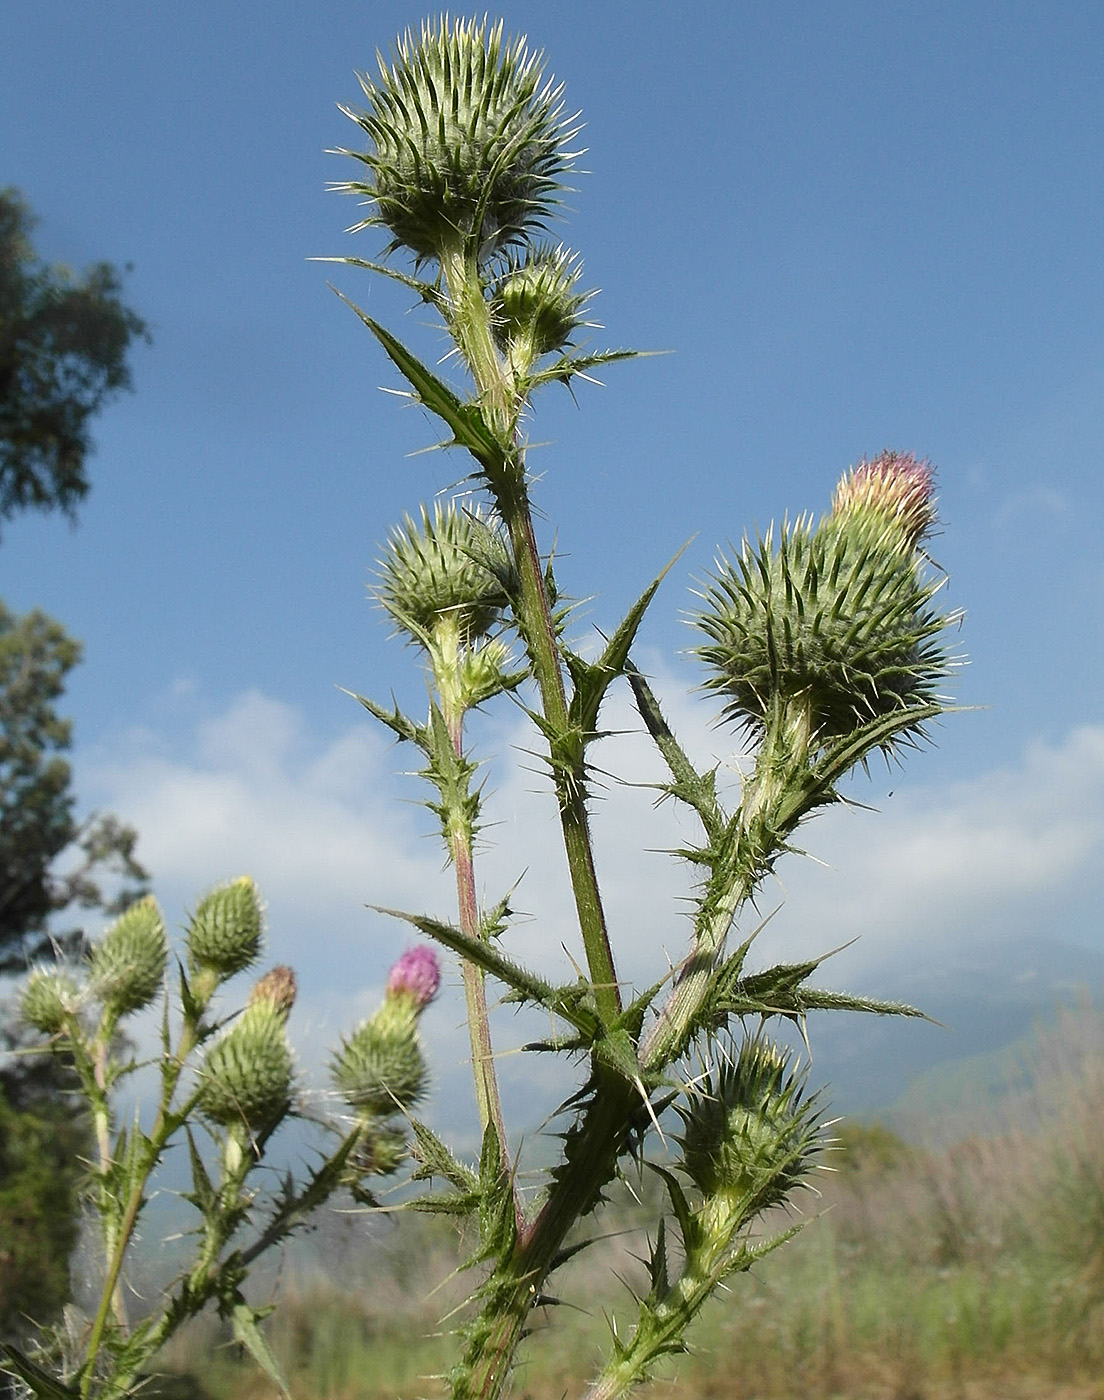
440, 246, 622, 1024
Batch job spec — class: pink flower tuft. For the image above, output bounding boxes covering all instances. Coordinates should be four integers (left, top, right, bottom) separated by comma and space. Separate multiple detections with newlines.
387, 945, 441, 1009
832, 450, 936, 547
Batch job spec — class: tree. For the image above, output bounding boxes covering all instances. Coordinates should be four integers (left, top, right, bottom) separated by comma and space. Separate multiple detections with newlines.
0, 190, 149, 1347
0, 188, 147, 533
0, 601, 147, 976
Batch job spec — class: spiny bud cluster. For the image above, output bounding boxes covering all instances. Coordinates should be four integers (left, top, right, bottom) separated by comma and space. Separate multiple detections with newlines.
678, 1039, 822, 1222
695, 451, 953, 750
88, 896, 168, 1017
376, 503, 511, 648
331, 946, 439, 1123
21, 967, 79, 1035
489, 243, 591, 368
336, 16, 580, 264
186, 877, 264, 982
199, 971, 296, 1135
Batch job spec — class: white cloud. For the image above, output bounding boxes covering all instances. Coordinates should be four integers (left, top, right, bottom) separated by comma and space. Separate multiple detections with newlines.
77, 673, 1104, 1143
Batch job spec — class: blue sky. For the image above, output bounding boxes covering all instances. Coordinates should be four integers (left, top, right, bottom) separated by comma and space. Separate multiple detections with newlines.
3, 2, 1103, 1138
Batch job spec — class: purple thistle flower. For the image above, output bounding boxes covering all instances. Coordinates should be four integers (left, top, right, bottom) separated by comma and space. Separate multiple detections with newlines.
831, 450, 936, 548
387, 945, 441, 1009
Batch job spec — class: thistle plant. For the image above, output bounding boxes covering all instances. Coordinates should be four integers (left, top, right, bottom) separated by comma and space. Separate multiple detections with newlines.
313, 15, 965, 1400
6, 17, 965, 1400
3, 883, 440, 1400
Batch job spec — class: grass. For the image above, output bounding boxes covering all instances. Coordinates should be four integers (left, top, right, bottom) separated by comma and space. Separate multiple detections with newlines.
153, 1005, 1104, 1400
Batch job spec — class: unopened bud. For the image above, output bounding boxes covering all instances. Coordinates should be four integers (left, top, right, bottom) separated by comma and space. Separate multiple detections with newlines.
187, 877, 263, 979
89, 896, 168, 1016
331, 1004, 428, 1115
249, 964, 297, 1020
831, 450, 936, 549
22, 968, 79, 1035
200, 1000, 294, 1134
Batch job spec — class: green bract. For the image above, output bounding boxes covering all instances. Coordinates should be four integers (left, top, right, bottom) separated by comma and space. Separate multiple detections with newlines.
695, 511, 953, 749
331, 1001, 427, 1115
377, 503, 511, 646
89, 896, 168, 1016
334, 16, 580, 263
678, 1040, 822, 1216
200, 999, 295, 1133
21, 967, 79, 1034
186, 876, 264, 979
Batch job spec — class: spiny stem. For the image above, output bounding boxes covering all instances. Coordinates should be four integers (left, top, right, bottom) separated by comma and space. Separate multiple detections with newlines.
440, 246, 622, 1025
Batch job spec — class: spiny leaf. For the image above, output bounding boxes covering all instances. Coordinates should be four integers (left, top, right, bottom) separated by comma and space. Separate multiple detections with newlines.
345, 688, 426, 747
566, 549, 684, 744
228, 1297, 290, 1398
409, 1118, 479, 1194
333, 290, 508, 473
627, 663, 725, 839
523, 347, 651, 393
312, 255, 446, 310
373, 905, 602, 1039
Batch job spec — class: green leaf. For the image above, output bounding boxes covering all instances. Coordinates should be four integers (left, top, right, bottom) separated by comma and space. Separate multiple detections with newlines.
0, 1345, 81, 1399
184, 1125, 216, 1217
312, 255, 446, 310
409, 1118, 479, 1194
566, 550, 685, 744
372, 906, 602, 1040
332, 290, 507, 473
626, 663, 725, 839
344, 688, 426, 748
229, 1297, 290, 1398
523, 347, 651, 394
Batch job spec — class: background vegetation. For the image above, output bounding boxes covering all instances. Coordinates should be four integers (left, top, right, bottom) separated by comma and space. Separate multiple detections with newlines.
141, 1004, 1104, 1400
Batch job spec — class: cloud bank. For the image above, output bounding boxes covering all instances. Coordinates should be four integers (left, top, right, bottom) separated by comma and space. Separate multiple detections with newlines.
78, 674, 1104, 1143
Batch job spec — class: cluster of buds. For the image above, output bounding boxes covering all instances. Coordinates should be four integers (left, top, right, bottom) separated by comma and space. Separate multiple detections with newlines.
694, 451, 954, 754
199, 964, 297, 1146
331, 946, 439, 1124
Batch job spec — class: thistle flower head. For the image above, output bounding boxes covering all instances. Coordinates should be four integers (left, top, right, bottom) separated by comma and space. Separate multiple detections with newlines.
200, 999, 295, 1134
488, 243, 592, 364
21, 967, 80, 1035
694, 455, 957, 753
376, 503, 511, 647
386, 945, 440, 1009
186, 877, 264, 981
335, 16, 581, 264
832, 450, 936, 550
88, 896, 168, 1017
678, 1039, 822, 1217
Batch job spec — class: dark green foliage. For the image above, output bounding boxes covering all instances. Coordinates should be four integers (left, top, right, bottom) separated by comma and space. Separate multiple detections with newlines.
0, 602, 147, 976
0, 188, 147, 532
0, 1070, 85, 1340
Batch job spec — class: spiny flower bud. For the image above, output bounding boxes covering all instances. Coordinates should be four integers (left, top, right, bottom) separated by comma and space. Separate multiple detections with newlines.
88, 896, 168, 1016
831, 450, 936, 550
331, 1000, 429, 1116
489, 244, 591, 365
249, 964, 297, 1021
386, 945, 440, 1009
376, 504, 511, 648
335, 17, 580, 263
695, 455, 955, 751
186, 877, 263, 980
200, 1000, 294, 1134
21, 968, 80, 1035
678, 1040, 822, 1218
